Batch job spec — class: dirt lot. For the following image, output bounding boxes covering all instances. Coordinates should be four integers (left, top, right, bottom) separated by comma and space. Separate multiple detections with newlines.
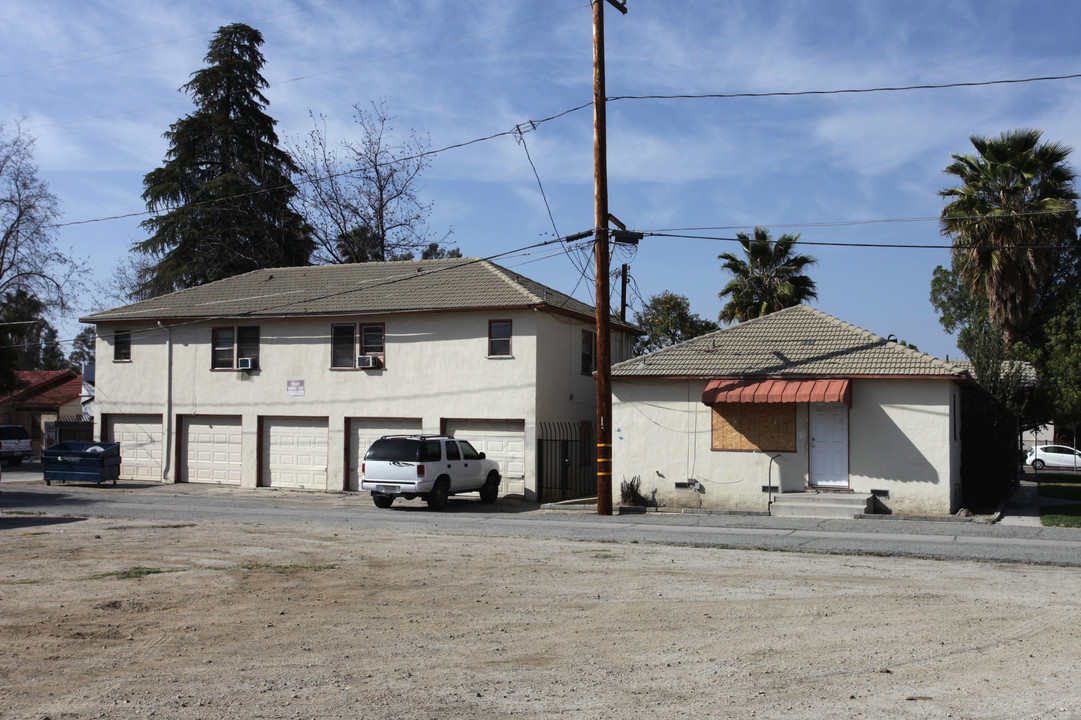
2, 514, 1081, 720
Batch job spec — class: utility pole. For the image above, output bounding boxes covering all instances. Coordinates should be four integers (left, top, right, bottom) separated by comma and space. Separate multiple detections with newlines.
593, 0, 626, 515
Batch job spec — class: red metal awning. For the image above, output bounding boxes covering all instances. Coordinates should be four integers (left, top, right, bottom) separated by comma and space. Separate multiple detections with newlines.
701, 378, 851, 407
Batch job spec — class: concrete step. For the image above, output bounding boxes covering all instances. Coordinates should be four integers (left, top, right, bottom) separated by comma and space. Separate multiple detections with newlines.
769, 491, 874, 519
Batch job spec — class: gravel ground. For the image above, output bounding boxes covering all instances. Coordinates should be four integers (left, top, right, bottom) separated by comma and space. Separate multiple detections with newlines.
2, 513, 1080, 719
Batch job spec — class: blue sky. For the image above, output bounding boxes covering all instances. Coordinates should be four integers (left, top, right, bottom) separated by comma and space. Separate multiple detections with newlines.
3, 0, 1080, 360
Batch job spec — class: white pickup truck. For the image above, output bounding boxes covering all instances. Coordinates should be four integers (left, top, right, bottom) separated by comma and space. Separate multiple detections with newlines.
0, 425, 33, 466
361, 435, 501, 509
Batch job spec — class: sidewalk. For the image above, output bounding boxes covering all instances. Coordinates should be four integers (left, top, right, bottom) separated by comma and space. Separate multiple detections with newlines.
4, 460, 1074, 529
997, 479, 1075, 527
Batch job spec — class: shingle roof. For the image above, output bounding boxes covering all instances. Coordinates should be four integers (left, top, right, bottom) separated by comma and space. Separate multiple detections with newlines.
612, 304, 967, 379
81, 258, 640, 332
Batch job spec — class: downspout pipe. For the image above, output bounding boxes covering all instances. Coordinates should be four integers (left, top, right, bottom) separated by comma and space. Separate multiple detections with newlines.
158, 321, 173, 482
767, 453, 781, 514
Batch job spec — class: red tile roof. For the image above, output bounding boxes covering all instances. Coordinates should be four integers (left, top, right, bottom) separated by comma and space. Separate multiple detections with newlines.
31, 376, 83, 407
0, 370, 80, 407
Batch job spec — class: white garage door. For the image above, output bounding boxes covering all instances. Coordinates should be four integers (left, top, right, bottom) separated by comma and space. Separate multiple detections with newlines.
263, 417, 329, 490
184, 416, 242, 485
445, 419, 526, 496
107, 414, 162, 482
348, 418, 423, 491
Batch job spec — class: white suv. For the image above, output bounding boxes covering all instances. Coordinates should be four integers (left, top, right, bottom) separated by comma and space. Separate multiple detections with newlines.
361, 435, 501, 509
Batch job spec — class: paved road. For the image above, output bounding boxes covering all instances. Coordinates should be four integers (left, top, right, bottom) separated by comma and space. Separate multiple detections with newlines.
3, 463, 1081, 566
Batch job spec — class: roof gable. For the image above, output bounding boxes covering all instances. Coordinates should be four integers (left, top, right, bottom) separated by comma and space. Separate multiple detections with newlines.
80, 258, 640, 333
0, 370, 80, 406
612, 304, 964, 379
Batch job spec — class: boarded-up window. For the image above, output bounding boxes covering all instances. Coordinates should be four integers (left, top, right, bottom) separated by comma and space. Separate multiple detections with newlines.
711, 403, 796, 452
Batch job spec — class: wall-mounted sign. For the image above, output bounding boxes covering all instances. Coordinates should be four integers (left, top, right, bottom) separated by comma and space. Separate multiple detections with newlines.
287, 380, 305, 396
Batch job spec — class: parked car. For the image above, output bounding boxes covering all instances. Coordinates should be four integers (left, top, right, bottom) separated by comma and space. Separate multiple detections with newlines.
1026, 445, 1081, 471
361, 435, 501, 509
0, 425, 32, 466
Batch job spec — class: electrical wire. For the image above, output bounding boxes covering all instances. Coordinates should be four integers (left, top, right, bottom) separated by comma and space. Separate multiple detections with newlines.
606, 71, 1081, 103
647, 231, 1078, 251
51, 101, 594, 230
513, 123, 561, 239
5, 232, 600, 350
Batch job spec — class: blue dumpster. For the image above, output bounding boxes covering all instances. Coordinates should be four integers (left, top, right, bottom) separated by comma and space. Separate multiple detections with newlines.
42, 442, 122, 485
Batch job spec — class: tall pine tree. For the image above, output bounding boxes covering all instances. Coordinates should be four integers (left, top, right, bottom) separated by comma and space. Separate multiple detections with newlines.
138, 24, 311, 296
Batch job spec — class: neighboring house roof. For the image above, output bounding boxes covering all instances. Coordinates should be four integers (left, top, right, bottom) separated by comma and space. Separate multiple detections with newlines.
612, 304, 967, 379
0, 370, 81, 407
29, 376, 84, 408
949, 359, 1038, 387
80, 258, 641, 332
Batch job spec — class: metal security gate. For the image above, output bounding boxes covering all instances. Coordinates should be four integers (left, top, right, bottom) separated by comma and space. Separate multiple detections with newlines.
537, 422, 595, 503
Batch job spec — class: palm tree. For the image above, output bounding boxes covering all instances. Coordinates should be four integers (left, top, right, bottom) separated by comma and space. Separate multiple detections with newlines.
940, 129, 1078, 349
718, 227, 818, 323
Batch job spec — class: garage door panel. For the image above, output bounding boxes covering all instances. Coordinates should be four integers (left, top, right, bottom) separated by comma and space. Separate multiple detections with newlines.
445, 419, 526, 496
185, 416, 242, 485
108, 414, 163, 481
348, 418, 423, 491
264, 418, 328, 490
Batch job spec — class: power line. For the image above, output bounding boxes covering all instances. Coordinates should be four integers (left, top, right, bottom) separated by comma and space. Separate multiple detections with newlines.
51, 102, 593, 230
607, 72, 1081, 103
652, 206, 1078, 235
10, 232, 598, 351
648, 231, 1079, 251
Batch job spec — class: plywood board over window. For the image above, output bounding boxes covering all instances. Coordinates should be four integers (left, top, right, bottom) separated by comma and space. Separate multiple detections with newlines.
712, 403, 796, 452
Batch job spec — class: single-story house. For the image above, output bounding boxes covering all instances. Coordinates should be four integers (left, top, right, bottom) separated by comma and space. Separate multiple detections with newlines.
610, 304, 980, 515
0, 370, 85, 453
81, 258, 639, 499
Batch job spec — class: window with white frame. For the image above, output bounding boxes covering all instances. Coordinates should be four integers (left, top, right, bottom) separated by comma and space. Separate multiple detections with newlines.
488, 320, 512, 357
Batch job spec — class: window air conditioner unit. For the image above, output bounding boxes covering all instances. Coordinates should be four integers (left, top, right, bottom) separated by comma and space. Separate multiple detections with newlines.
357, 355, 381, 369
237, 357, 254, 370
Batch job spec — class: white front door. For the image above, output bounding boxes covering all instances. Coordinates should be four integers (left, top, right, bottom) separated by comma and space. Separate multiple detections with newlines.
809, 403, 848, 488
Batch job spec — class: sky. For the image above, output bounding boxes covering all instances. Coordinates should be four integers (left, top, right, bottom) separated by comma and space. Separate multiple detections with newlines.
2, 0, 1081, 361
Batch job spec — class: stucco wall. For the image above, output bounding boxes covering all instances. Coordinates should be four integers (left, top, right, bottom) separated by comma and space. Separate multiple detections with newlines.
611, 377, 959, 514
93, 308, 631, 494
848, 379, 957, 514
533, 313, 599, 428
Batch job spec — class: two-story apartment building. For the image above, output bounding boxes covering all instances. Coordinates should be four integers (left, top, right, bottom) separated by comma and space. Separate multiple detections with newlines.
82, 258, 639, 500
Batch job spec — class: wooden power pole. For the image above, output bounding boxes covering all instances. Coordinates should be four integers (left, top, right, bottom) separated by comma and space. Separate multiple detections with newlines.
593, 0, 626, 515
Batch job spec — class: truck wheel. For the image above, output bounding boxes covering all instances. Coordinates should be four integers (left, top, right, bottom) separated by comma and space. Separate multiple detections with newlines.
427, 478, 450, 510
372, 493, 394, 509
479, 472, 500, 503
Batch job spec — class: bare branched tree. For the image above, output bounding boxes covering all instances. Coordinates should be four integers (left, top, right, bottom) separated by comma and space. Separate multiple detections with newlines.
0, 122, 80, 312
291, 100, 451, 263
94, 253, 157, 310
